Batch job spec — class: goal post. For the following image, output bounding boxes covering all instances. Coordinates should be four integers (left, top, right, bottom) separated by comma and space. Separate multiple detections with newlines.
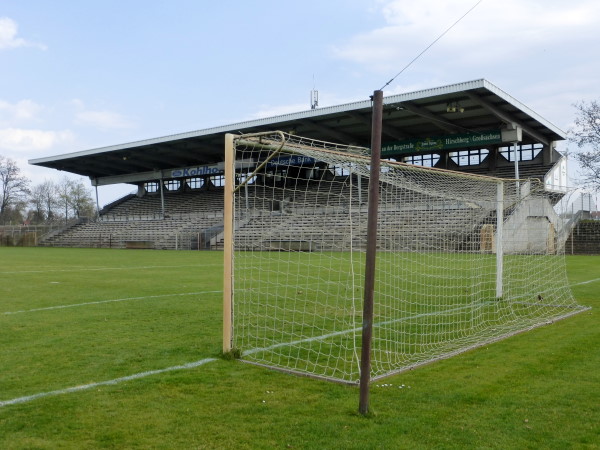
223, 133, 234, 354
496, 180, 504, 298
223, 131, 589, 384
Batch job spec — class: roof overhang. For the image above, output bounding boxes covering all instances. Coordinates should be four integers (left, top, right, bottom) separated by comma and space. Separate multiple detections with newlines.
29, 79, 566, 186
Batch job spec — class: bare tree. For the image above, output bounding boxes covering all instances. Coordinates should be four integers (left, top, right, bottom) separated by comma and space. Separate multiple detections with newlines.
29, 179, 58, 223
69, 180, 96, 219
55, 177, 96, 224
29, 183, 46, 223
56, 177, 75, 224
41, 179, 58, 221
570, 100, 600, 190
0, 155, 30, 223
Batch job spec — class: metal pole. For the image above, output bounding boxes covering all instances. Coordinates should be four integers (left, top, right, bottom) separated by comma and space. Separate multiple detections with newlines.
245, 175, 249, 210
160, 178, 165, 218
95, 186, 100, 219
358, 174, 362, 205
495, 181, 504, 298
512, 142, 520, 195
359, 90, 383, 416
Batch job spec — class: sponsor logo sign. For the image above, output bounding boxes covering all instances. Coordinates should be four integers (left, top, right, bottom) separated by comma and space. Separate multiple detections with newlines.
266, 155, 316, 167
170, 164, 223, 178
381, 130, 503, 156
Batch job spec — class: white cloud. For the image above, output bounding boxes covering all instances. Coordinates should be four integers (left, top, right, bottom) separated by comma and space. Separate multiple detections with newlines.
72, 100, 136, 130
0, 17, 46, 50
333, 0, 600, 72
0, 99, 43, 124
75, 110, 135, 130
0, 128, 74, 153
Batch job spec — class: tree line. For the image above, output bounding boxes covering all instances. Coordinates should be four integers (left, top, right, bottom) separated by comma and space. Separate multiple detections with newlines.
0, 155, 95, 225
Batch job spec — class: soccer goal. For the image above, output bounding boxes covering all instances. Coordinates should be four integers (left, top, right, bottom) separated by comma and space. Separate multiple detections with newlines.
223, 131, 588, 384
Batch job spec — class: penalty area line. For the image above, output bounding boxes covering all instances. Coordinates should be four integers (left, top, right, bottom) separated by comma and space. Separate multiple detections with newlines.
3, 290, 222, 315
0, 358, 217, 408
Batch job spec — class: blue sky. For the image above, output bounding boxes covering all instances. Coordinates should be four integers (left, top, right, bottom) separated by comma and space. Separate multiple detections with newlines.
1, 0, 599, 206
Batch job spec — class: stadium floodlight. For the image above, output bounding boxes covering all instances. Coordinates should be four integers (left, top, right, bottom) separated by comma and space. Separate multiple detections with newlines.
222, 130, 589, 386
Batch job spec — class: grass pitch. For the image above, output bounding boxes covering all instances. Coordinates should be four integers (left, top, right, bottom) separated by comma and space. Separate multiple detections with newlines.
234, 250, 584, 384
0, 247, 598, 449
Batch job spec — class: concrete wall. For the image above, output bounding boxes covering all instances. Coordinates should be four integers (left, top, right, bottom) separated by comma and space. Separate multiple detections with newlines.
565, 221, 600, 255
503, 196, 559, 254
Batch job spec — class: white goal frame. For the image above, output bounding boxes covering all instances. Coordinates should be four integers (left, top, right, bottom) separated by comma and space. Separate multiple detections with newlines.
223, 131, 588, 385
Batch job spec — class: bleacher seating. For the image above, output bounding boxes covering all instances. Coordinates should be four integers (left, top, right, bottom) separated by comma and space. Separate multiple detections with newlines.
462, 163, 553, 182
38, 166, 551, 252
225, 178, 486, 252
39, 188, 225, 250
102, 189, 224, 221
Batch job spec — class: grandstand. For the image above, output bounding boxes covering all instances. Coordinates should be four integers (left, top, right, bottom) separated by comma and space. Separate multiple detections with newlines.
29, 79, 572, 249
39, 189, 225, 250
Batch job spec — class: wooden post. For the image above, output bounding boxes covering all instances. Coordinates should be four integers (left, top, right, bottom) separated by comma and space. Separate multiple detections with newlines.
359, 90, 383, 415
223, 134, 235, 353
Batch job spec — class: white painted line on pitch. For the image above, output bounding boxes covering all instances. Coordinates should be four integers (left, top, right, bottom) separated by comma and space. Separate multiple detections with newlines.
245, 302, 482, 356
0, 358, 217, 408
570, 277, 600, 287
244, 295, 590, 358
0, 263, 220, 275
2, 290, 222, 315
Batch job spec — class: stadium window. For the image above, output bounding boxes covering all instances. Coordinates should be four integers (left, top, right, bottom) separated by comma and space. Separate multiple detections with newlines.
330, 164, 351, 176
145, 181, 159, 193
238, 172, 256, 185
449, 149, 489, 166
210, 175, 225, 187
499, 143, 543, 162
164, 179, 181, 191
381, 158, 396, 173
403, 153, 440, 168
275, 169, 286, 182
305, 168, 316, 179
186, 177, 204, 189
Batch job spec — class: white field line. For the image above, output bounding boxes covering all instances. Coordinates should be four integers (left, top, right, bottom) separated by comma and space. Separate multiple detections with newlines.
570, 277, 600, 287
244, 302, 483, 356
0, 263, 220, 275
0, 303, 452, 406
2, 276, 596, 408
0, 358, 217, 408
2, 291, 222, 315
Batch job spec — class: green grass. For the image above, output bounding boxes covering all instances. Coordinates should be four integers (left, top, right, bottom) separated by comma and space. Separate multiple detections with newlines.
234, 250, 585, 383
1, 247, 599, 449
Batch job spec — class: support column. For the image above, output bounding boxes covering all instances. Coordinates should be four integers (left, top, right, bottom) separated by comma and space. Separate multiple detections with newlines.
94, 185, 100, 219
159, 178, 165, 218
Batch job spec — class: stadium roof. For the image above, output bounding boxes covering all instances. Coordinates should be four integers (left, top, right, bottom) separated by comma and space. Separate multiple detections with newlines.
30, 79, 566, 186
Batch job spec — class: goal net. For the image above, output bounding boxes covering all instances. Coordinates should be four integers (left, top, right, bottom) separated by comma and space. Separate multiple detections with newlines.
223, 131, 588, 384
